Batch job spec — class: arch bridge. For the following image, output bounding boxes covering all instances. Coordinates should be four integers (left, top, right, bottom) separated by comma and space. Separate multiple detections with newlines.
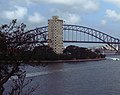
7, 24, 120, 52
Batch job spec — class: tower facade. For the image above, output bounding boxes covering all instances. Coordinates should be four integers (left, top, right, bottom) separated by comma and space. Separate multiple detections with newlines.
48, 16, 63, 54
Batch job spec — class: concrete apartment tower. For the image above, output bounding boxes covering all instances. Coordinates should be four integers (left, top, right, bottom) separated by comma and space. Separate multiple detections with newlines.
48, 16, 63, 54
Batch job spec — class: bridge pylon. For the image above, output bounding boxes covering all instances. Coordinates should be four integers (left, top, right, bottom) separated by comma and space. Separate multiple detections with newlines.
118, 44, 120, 54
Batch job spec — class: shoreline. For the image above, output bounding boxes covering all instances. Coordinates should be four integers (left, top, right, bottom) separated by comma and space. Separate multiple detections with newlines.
0, 58, 106, 64
39, 58, 106, 63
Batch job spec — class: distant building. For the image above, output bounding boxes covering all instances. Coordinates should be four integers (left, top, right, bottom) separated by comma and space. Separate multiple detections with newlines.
48, 16, 63, 54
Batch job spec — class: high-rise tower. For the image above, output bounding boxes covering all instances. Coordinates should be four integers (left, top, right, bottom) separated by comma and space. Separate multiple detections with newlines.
48, 16, 63, 54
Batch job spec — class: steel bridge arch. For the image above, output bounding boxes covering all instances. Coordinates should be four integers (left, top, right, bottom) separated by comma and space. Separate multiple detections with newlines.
63, 24, 120, 51
63, 24, 119, 43
8, 24, 120, 51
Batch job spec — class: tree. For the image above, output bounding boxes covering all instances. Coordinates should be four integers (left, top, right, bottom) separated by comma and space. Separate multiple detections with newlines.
8, 71, 39, 95
94, 49, 101, 54
0, 64, 20, 94
63, 45, 102, 59
31, 45, 57, 60
0, 32, 7, 60
0, 20, 27, 95
0, 19, 44, 95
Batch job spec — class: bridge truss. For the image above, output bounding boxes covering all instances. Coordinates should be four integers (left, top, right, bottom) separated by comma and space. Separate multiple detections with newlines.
7, 24, 120, 51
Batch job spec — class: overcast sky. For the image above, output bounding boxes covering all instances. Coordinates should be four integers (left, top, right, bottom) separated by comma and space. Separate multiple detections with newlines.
0, 0, 120, 39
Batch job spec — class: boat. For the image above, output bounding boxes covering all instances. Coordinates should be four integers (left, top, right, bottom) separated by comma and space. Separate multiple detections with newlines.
111, 58, 120, 61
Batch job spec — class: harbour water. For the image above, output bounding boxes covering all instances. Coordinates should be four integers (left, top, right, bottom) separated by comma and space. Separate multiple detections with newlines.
5, 55, 120, 95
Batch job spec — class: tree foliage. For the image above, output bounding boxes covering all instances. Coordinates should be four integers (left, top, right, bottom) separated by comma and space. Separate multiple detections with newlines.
0, 19, 28, 95
63, 45, 105, 59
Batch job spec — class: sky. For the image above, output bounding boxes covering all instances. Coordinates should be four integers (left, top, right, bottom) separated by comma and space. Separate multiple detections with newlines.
0, 0, 120, 39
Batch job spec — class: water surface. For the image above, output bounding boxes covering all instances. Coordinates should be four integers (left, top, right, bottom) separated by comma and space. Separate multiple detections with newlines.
5, 55, 120, 95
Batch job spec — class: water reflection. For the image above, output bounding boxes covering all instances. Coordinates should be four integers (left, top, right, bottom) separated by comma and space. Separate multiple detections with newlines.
40, 63, 66, 95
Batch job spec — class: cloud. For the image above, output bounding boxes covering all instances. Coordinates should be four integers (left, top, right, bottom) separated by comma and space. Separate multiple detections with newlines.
106, 9, 120, 22
105, 0, 120, 6
26, 0, 99, 12
81, 0, 99, 11
49, 9, 81, 24
28, 12, 46, 24
62, 13, 81, 24
3, 6, 27, 20
101, 19, 107, 25
101, 9, 120, 26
